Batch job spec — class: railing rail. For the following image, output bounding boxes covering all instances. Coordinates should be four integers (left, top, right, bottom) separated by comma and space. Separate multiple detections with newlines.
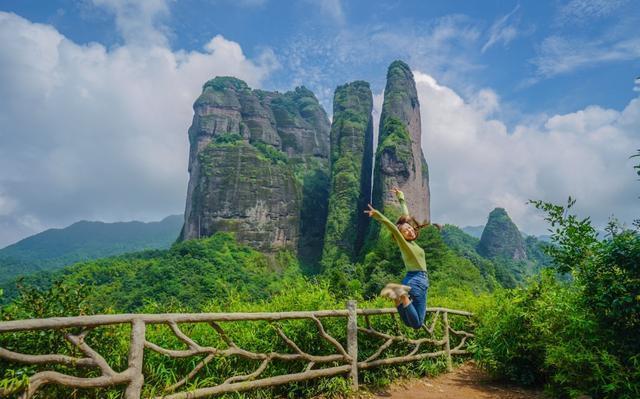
0, 302, 474, 398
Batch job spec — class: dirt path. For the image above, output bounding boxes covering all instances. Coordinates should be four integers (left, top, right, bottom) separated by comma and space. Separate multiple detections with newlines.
363, 362, 546, 399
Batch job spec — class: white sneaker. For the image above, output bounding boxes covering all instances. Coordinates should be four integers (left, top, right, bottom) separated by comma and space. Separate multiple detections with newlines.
385, 283, 411, 297
380, 284, 398, 300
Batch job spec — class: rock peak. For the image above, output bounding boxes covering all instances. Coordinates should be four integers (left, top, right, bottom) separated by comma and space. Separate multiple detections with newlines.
477, 208, 527, 261
371, 60, 430, 225
202, 76, 249, 92
387, 60, 413, 78
180, 76, 331, 264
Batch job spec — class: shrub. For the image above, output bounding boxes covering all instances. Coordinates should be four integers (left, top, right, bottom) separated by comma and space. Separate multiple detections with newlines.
474, 198, 640, 398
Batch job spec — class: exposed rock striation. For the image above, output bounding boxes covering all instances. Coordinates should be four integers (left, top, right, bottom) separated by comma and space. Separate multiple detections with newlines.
322, 81, 374, 265
180, 77, 330, 260
371, 60, 430, 224
477, 208, 527, 261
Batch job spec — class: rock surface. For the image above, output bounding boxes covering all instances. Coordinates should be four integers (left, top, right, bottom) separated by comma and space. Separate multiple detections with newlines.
372, 60, 430, 224
477, 208, 527, 261
322, 81, 374, 264
180, 77, 330, 258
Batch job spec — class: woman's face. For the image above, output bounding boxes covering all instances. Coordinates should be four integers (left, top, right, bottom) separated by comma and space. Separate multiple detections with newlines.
398, 223, 417, 241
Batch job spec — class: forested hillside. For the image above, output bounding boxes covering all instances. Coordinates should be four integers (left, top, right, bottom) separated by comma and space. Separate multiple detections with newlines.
0, 215, 183, 285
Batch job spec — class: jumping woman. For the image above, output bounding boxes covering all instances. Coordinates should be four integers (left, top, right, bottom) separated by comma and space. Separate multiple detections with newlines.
364, 188, 437, 329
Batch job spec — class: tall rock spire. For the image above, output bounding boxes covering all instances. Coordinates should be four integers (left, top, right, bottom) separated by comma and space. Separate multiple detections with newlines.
322, 81, 374, 265
372, 60, 430, 223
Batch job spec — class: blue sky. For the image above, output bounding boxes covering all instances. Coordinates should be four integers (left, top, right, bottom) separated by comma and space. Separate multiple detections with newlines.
5, 0, 639, 116
0, 0, 638, 247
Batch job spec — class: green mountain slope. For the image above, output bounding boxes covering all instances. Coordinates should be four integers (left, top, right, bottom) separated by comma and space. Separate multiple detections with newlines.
3, 233, 297, 311
468, 208, 551, 286
0, 215, 183, 284
477, 208, 527, 260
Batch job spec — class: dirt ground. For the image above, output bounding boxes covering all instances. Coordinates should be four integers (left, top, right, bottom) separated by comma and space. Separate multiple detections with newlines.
360, 362, 547, 399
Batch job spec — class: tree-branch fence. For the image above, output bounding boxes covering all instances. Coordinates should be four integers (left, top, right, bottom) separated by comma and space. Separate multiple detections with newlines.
0, 301, 473, 398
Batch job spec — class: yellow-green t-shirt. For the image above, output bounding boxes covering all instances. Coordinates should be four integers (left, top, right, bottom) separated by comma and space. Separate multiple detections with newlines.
371, 193, 427, 272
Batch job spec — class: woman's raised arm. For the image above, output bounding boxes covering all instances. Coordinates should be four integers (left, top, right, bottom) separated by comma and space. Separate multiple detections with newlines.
391, 187, 410, 216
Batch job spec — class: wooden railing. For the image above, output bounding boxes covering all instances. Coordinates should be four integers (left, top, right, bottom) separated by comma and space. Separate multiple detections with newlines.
0, 302, 473, 398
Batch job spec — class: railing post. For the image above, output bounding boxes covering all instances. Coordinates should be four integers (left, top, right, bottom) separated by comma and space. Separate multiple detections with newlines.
443, 311, 452, 372
346, 300, 358, 391
125, 319, 146, 399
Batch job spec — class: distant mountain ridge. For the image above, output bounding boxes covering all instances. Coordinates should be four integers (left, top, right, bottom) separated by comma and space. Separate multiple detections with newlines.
462, 225, 484, 239
0, 215, 183, 284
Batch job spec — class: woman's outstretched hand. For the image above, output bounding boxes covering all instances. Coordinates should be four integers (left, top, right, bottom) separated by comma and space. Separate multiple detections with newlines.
364, 203, 377, 217
391, 187, 403, 196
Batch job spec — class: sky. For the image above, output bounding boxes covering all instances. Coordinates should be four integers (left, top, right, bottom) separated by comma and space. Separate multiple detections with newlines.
0, 0, 638, 247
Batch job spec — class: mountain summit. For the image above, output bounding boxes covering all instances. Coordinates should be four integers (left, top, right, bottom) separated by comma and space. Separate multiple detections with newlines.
371, 60, 431, 223
477, 208, 527, 260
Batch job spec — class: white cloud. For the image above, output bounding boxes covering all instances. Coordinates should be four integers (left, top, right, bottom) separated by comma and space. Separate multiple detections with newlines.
92, 0, 170, 46
383, 71, 639, 235
482, 4, 521, 53
0, 11, 277, 247
310, 0, 345, 24
530, 35, 640, 82
279, 15, 482, 110
0, 193, 16, 216
557, 0, 629, 24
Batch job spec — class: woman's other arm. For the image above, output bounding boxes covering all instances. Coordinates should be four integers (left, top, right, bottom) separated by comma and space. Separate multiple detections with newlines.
392, 187, 409, 216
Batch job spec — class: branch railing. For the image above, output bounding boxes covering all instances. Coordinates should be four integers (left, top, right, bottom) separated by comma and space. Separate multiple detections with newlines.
0, 302, 474, 398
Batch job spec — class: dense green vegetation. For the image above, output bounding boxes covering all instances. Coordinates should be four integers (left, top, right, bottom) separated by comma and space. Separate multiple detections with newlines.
2, 182, 621, 399
253, 141, 288, 165
322, 81, 373, 269
2, 233, 290, 311
0, 232, 479, 398
474, 198, 640, 398
297, 164, 331, 271
0, 215, 182, 287
441, 225, 507, 289
376, 117, 413, 169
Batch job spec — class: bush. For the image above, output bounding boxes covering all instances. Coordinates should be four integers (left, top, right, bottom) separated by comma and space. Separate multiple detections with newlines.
474, 198, 640, 398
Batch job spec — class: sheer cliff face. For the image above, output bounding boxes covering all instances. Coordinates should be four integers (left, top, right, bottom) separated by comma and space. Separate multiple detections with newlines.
372, 60, 431, 223
180, 77, 330, 256
322, 81, 374, 264
477, 208, 527, 261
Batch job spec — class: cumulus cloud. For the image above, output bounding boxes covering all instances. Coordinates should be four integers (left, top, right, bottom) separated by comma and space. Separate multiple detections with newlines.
92, 0, 170, 46
0, 10, 277, 247
398, 71, 639, 234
